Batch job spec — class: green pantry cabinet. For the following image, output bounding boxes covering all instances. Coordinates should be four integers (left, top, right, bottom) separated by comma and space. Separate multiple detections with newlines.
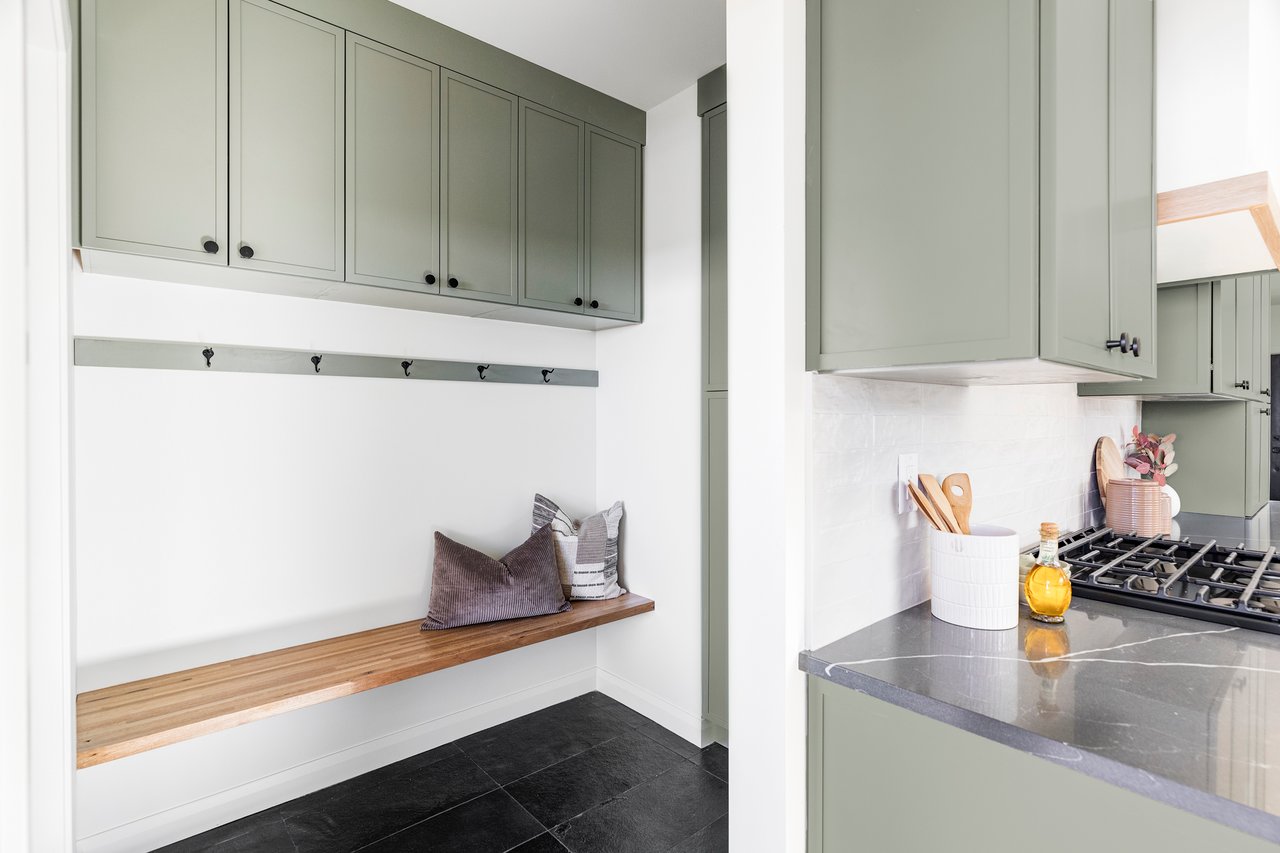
77, 0, 643, 327
1080, 273, 1275, 518
807, 0, 1155, 383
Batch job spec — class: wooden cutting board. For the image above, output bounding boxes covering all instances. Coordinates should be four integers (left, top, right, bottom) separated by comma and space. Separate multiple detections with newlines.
1094, 436, 1125, 507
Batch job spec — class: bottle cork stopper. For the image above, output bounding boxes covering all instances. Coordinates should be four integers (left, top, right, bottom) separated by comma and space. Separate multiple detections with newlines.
1040, 522, 1060, 540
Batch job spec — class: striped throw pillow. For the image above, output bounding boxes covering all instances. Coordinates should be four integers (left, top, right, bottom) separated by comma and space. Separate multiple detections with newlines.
531, 494, 626, 600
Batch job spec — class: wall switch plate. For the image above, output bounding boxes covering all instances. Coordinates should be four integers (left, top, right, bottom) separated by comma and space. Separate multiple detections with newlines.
898, 453, 919, 514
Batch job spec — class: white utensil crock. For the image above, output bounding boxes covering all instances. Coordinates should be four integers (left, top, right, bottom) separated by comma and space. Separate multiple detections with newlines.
928, 524, 1019, 631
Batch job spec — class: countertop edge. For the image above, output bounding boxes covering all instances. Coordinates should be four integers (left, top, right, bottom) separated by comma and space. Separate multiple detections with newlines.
799, 650, 1280, 846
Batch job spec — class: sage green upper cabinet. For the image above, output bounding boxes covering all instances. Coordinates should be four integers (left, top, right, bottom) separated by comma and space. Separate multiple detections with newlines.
346, 34, 440, 293
441, 70, 519, 304
585, 126, 643, 322
230, 0, 344, 280
80, 0, 227, 264
518, 101, 585, 312
808, 0, 1155, 383
1256, 274, 1273, 400
704, 105, 729, 393
1215, 275, 1264, 402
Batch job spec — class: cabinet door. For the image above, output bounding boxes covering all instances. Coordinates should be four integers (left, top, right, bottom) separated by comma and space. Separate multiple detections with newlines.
230, 0, 343, 280
705, 392, 729, 730
1079, 282, 1209, 397
704, 105, 729, 392
585, 125, 643, 322
1236, 276, 1260, 399
81, 0, 227, 263
518, 101, 585, 311
1257, 274, 1273, 400
1213, 278, 1253, 400
1040, 0, 1114, 373
346, 35, 440, 292
1247, 402, 1265, 515
441, 71, 519, 304
1109, 0, 1156, 379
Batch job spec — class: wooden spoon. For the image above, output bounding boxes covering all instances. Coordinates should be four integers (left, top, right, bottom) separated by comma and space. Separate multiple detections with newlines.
919, 474, 963, 534
941, 473, 973, 535
907, 482, 946, 532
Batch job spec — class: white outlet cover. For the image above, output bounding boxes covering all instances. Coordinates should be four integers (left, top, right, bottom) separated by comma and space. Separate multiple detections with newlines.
898, 453, 919, 514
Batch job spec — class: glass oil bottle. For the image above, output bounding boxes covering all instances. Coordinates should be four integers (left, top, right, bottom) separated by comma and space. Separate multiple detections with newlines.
1025, 522, 1071, 623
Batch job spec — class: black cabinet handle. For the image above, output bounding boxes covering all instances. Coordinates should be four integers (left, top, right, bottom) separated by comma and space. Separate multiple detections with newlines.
1234, 380, 1251, 390
1105, 332, 1130, 353
590, 300, 600, 309
239, 244, 254, 259
203, 240, 219, 254
1264, 408, 1272, 416
573, 297, 583, 306
447, 277, 459, 288
425, 273, 436, 285
1131, 337, 1140, 358
1264, 388, 1272, 397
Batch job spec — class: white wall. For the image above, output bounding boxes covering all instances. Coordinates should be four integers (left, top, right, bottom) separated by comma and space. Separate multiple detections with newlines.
594, 85, 706, 742
72, 272, 603, 850
808, 379, 1141, 649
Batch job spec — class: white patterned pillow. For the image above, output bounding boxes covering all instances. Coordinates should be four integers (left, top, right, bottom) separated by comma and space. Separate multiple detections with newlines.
531, 494, 625, 599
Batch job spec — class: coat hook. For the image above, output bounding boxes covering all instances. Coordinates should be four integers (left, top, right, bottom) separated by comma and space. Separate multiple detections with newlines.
311, 354, 322, 374
202, 347, 214, 368
401, 360, 413, 377
541, 368, 554, 384
477, 364, 489, 381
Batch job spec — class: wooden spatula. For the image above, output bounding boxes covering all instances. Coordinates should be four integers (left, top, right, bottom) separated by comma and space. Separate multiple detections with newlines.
941, 473, 973, 534
919, 474, 963, 534
907, 481, 946, 532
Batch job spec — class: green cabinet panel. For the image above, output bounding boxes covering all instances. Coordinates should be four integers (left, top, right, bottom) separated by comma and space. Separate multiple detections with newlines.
807, 678, 1277, 853
345, 34, 440, 293
230, 0, 344, 280
1040, 0, 1113, 374
705, 393, 729, 731
80, 0, 227, 264
585, 125, 643, 322
1257, 274, 1274, 398
703, 106, 728, 393
518, 100, 585, 312
1143, 401, 1268, 518
1214, 275, 1265, 401
1079, 282, 1210, 397
441, 70, 519, 304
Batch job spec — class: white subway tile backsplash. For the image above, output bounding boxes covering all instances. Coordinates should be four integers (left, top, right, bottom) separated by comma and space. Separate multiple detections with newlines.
807, 375, 1140, 649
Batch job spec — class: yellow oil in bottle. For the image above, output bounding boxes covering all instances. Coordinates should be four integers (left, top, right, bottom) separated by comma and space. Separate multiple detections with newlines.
1025, 522, 1071, 623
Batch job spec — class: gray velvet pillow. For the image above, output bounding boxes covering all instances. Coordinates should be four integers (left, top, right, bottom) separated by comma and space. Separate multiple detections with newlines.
421, 524, 571, 630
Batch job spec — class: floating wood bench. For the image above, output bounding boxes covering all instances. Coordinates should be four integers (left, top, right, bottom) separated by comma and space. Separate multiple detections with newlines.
76, 594, 654, 769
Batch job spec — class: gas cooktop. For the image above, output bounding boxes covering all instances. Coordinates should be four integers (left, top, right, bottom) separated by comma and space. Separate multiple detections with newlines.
1031, 526, 1280, 634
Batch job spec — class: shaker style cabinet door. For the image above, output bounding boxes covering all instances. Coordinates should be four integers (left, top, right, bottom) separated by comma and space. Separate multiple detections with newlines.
704, 105, 729, 392
230, 0, 344, 280
80, 0, 228, 263
518, 100, 585, 312
441, 71, 519, 304
1039, 0, 1114, 373
705, 393, 729, 730
1109, 0, 1157, 379
585, 125, 643, 322
346, 34, 440, 292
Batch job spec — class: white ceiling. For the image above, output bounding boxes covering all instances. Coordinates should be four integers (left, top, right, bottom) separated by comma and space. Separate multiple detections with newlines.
390, 0, 725, 110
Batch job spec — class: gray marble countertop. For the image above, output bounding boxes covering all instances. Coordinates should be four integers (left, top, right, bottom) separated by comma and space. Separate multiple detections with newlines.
801, 511, 1280, 845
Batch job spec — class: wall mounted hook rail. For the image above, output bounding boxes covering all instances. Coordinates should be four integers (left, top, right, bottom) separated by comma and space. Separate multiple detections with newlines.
71, 338, 599, 388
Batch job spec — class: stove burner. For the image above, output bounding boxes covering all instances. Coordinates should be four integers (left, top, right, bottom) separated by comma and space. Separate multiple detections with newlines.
1031, 528, 1280, 635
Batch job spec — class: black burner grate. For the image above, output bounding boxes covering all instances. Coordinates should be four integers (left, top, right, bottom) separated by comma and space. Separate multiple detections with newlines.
1028, 527, 1280, 634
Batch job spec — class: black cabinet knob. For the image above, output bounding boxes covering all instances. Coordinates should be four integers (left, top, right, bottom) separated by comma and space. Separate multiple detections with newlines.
1264, 388, 1272, 397
447, 277, 459, 288
1264, 408, 1272, 416
574, 297, 583, 306
1234, 380, 1251, 390
589, 300, 600, 309
1105, 332, 1129, 352
425, 273, 437, 285
202, 240, 219, 254
239, 244, 254, 259
1131, 337, 1140, 358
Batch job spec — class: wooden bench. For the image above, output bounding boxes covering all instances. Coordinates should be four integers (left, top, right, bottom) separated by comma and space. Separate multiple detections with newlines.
76, 594, 654, 768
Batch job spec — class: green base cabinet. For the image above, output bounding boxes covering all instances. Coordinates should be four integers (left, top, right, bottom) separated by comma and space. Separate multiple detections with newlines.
1080, 273, 1275, 401
807, 678, 1275, 853
807, 0, 1155, 383
1141, 401, 1270, 518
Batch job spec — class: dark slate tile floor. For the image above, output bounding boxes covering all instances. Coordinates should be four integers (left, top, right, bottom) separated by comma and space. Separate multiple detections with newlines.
155, 692, 728, 853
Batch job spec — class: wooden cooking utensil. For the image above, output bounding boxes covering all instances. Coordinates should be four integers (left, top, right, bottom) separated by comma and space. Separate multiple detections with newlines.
907, 481, 946, 532
941, 473, 973, 534
1094, 436, 1125, 507
919, 474, 962, 534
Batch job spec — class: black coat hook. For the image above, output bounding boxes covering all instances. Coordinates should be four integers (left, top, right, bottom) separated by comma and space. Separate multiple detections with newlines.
311, 354, 323, 374
541, 368, 554, 384
202, 347, 214, 368
401, 360, 413, 377
477, 364, 489, 381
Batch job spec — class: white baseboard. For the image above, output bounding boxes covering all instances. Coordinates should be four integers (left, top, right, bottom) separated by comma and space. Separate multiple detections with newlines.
75, 668, 596, 853
594, 667, 705, 747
